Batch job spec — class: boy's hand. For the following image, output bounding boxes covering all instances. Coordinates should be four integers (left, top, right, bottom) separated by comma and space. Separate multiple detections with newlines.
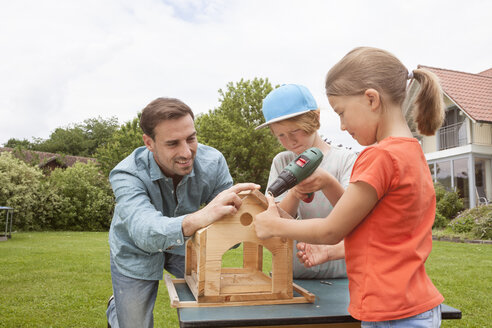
296, 241, 345, 267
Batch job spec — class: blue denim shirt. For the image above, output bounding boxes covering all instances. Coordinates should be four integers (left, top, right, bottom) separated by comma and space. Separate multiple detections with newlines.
108, 144, 233, 280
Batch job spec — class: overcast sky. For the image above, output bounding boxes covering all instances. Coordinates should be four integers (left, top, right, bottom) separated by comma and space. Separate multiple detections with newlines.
1, 0, 491, 151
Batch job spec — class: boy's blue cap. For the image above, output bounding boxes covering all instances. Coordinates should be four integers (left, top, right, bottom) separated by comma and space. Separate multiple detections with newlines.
256, 84, 318, 130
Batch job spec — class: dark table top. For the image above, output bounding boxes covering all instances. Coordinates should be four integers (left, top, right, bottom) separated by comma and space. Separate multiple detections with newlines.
175, 278, 461, 327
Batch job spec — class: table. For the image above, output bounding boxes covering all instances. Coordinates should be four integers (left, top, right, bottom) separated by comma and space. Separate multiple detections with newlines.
0, 206, 13, 241
174, 278, 461, 328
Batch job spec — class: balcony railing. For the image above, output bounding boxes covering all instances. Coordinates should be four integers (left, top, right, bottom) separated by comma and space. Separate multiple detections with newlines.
439, 122, 467, 150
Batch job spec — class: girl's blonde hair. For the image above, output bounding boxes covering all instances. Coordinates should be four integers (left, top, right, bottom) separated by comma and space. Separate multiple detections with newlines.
325, 47, 444, 136
271, 109, 321, 135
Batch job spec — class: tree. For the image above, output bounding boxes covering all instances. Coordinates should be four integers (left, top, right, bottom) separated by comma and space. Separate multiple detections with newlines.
196, 78, 283, 190
35, 126, 88, 155
3, 138, 35, 149
34, 116, 119, 157
81, 116, 120, 155
95, 115, 144, 176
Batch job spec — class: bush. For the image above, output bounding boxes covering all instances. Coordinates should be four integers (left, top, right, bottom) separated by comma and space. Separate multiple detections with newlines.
449, 205, 492, 240
434, 212, 449, 229
473, 215, 492, 240
0, 152, 53, 230
0, 152, 114, 231
448, 215, 475, 234
434, 183, 464, 228
49, 162, 114, 231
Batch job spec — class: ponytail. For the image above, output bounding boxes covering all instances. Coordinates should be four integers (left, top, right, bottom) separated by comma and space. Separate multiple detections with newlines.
410, 68, 445, 136
325, 47, 445, 136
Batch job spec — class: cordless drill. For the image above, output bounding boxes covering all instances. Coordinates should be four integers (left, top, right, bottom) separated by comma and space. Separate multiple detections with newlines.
267, 147, 323, 203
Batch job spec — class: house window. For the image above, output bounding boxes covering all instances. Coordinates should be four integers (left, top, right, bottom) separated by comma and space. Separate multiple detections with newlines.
453, 158, 469, 208
438, 106, 466, 150
436, 161, 452, 190
475, 158, 491, 204
428, 163, 435, 179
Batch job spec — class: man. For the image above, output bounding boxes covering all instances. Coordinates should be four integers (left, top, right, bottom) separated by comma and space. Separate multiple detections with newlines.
106, 97, 259, 328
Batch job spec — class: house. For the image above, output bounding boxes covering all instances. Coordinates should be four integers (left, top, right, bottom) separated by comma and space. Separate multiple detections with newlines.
0, 147, 96, 173
404, 66, 492, 208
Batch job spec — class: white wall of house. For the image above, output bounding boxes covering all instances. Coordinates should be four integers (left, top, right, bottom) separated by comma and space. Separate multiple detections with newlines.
422, 135, 437, 153
473, 123, 492, 145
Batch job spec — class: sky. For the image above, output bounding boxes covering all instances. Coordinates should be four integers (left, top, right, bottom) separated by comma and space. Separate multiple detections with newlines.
1, 0, 491, 152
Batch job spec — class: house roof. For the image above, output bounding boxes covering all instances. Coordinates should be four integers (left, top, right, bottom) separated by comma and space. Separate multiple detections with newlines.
0, 147, 96, 168
418, 65, 492, 123
479, 68, 492, 77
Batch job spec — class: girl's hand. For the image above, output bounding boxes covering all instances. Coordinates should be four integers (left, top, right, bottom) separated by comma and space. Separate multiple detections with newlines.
294, 168, 329, 195
289, 187, 312, 202
254, 194, 281, 240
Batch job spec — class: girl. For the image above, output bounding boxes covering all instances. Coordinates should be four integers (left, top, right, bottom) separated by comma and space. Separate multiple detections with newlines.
257, 84, 357, 278
255, 47, 444, 327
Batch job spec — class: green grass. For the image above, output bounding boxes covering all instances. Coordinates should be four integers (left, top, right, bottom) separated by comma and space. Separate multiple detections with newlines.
0, 232, 490, 327
427, 241, 492, 327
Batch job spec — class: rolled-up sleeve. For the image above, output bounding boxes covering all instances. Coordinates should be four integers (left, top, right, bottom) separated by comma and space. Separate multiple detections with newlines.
110, 171, 185, 253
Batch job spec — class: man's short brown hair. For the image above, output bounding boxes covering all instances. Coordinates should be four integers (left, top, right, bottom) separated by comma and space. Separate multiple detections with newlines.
140, 97, 194, 139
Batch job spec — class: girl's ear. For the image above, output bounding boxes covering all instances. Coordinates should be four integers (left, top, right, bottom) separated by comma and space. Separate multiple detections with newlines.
364, 89, 381, 112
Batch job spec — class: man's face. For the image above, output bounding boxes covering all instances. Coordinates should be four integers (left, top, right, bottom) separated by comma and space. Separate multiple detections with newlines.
143, 115, 198, 178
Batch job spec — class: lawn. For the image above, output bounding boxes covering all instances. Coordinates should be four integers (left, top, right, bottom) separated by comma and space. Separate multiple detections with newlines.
0, 232, 490, 327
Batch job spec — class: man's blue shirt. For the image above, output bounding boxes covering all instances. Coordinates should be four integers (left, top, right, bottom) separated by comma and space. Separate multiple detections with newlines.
108, 144, 233, 280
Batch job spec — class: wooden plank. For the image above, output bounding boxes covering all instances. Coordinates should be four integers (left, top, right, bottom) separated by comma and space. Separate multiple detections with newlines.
293, 283, 316, 303
197, 229, 206, 296
220, 272, 272, 294
243, 241, 262, 271
221, 268, 255, 274
164, 274, 180, 308
185, 275, 199, 301
171, 295, 313, 308
166, 278, 315, 308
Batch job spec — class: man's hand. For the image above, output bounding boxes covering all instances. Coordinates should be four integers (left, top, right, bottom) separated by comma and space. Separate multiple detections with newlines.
254, 194, 282, 240
296, 241, 345, 268
182, 183, 260, 236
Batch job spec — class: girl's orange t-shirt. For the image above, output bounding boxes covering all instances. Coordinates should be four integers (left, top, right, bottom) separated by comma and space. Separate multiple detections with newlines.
346, 137, 443, 321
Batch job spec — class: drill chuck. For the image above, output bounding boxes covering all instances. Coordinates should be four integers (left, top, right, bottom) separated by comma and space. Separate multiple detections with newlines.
268, 170, 297, 197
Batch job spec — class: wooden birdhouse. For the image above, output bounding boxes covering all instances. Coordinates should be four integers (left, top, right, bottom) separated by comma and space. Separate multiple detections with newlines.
165, 189, 315, 307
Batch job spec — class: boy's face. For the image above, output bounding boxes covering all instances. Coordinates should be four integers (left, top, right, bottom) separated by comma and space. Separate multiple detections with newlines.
143, 114, 198, 178
328, 94, 378, 146
270, 120, 316, 155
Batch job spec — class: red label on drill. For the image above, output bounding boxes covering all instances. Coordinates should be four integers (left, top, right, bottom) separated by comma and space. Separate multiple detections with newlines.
296, 157, 307, 167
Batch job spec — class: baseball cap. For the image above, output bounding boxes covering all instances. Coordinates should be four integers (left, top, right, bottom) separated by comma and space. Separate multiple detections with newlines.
255, 84, 318, 130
